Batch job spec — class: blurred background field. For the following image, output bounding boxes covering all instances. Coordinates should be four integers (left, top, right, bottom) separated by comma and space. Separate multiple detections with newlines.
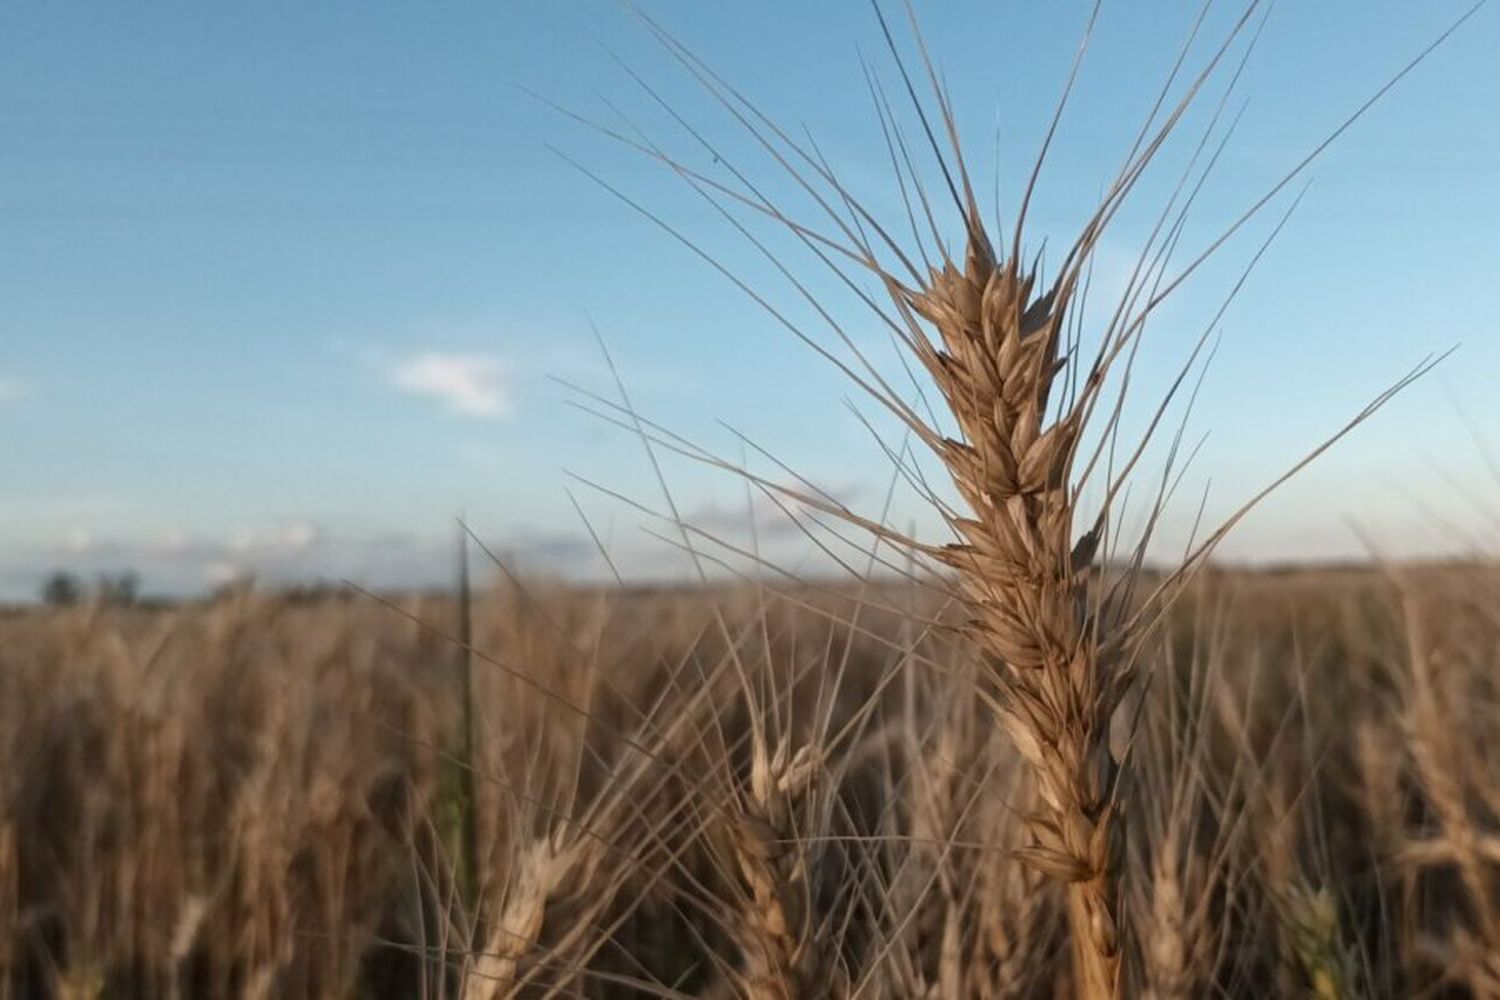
3, 3, 1498, 997
3, 562, 1498, 998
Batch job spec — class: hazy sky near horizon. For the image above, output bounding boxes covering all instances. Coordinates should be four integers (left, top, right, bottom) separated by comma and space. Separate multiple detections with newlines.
1, 2, 1497, 599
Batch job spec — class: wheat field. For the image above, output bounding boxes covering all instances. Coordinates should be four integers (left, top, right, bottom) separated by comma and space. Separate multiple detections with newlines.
4, 2, 1496, 997
2, 566, 1498, 997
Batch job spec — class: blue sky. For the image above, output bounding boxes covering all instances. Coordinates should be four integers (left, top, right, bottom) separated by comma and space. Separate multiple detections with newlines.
1, 2, 1496, 599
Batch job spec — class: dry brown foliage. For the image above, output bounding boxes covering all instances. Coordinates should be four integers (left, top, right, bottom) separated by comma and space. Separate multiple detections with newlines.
2, 3, 1490, 998
0, 566, 1495, 998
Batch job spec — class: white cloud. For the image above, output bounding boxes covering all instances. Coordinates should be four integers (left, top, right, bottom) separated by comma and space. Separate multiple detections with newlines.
62, 528, 94, 553
157, 529, 190, 553
227, 520, 319, 554
204, 561, 246, 586
386, 352, 511, 418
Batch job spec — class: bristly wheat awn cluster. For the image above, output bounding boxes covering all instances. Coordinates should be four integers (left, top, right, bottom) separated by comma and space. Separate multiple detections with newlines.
559, 2, 1473, 995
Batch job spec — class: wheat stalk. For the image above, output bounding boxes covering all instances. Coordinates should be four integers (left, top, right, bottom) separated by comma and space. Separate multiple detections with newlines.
1136, 825, 1214, 1000
970, 790, 1063, 1000
1279, 882, 1361, 1000
0, 810, 13, 1000
464, 837, 572, 1000
726, 737, 830, 1000
893, 225, 1129, 996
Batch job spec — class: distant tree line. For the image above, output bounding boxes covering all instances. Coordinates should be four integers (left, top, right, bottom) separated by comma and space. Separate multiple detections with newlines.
40, 570, 141, 607
37, 570, 355, 608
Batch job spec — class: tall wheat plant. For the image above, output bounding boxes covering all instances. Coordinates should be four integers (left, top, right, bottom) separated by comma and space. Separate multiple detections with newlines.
903, 225, 1130, 995
573, 3, 1475, 995
592, 14, 1248, 996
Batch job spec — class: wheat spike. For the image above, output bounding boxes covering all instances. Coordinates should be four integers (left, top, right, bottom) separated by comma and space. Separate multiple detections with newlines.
727, 738, 832, 1000
896, 222, 1129, 997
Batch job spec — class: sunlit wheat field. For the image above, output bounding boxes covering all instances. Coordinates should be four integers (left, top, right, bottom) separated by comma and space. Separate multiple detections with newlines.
2, 2, 1498, 997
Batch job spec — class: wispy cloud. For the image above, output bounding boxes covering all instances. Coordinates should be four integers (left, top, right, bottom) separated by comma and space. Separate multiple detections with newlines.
679, 480, 866, 543
0, 377, 28, 403
386, 352, 511, 418
227, 520, 318, 554
62, 527, 95, 553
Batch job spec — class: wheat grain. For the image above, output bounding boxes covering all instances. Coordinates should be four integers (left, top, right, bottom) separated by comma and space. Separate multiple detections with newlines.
892, 225, 1130, 997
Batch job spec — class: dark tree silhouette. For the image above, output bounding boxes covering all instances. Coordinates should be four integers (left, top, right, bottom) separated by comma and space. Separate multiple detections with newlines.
40, 571, 84, 607
95, 570, 141, 606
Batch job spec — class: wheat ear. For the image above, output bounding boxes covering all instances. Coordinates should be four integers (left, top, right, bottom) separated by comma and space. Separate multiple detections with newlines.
463, 838, 562, 1000
727, 738, 828, 1000
897, 225, 1127, 997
